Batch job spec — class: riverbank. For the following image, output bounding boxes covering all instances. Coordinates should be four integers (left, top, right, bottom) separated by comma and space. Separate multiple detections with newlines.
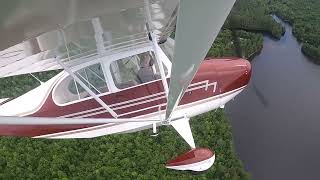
207, 29, 263, 61
207, 0, 284, 61
0, 0, 291, 178
0, 35, 250, 180
227, 0, 285, 40
226, 13, 320, 180
270, 0, 320, 63
301, 44, 320, 64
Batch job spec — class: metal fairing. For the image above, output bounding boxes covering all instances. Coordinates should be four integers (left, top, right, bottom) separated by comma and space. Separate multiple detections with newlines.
0, 58, 251, 137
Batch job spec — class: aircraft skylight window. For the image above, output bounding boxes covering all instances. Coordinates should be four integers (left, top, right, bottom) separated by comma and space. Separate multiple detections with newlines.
110, 51, 167, 89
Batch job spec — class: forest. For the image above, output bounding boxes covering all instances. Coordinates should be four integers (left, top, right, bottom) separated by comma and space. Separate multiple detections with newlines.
270, 0, 320, 63
0, 54, 251, 179
0, 0, 289, 179
0, 110, 250, 179
226, 0, 284, 40
208, 0, 277, 59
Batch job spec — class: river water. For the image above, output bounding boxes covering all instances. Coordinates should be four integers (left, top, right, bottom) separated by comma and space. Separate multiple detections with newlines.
226, 15, 320, 180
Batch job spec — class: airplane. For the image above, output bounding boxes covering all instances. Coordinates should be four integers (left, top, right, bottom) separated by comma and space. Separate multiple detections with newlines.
0, 0, 250, 172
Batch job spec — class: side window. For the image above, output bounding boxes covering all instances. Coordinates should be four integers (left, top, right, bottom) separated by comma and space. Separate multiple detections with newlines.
110, 51, 166, 89
69, 63, 109, 97
54, 63, 109, 105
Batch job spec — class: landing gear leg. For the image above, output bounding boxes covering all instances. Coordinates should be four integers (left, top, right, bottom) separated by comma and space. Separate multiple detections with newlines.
150, 122, 159, 137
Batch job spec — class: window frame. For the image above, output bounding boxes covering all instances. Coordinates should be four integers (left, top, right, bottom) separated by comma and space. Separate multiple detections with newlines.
52, 44, 171, 106
106, 50, 170, 92
53, 62, 112, 106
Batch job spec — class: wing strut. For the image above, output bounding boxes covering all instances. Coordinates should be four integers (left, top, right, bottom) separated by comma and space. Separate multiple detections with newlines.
57, 29, 118, 118
171, 117, 195, 149
144, 0, 169, 97
165, 0, 236, 122
56, 57, 117, 118
92, 17, 105, 55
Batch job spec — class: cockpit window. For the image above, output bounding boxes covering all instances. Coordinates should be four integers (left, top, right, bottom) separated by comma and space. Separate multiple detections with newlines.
69, 63, 108, 95
54, 63, 109, 105
110, 51, 167, 89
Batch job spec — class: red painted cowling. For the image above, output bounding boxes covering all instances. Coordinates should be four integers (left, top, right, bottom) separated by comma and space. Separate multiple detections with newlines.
166, 148, 215, 172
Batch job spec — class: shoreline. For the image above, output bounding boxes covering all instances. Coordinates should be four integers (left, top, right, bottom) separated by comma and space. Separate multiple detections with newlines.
269, 10, 320, 64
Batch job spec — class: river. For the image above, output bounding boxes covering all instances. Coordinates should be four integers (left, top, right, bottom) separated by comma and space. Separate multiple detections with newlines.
226, 15, 320, 180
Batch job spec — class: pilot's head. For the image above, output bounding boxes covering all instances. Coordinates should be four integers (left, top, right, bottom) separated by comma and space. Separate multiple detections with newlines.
140, 53, 154, 67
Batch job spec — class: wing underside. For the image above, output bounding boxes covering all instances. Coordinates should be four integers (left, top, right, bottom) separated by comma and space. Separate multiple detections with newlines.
0, 0, 237, 128
165, 0, 236, 120
0, 0, 179, 78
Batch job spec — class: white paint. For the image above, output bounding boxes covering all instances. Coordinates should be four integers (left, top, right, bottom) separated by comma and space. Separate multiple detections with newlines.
0, 117, 159, 125
35, 86, 245, 139
171, 117, 195, 149
56, 57, 118, 118
144, 0, 169, 95
0, 98, 9, 106
0, 98, 9, 104
59, 80, 216, 119
39, 121, 153, 139
52, 44, 171, 107
166, 155, 215, 172
186, 80, 217, 93
152, 122, 157, 134
155, 39, 172, 76
0, 73, 62, 116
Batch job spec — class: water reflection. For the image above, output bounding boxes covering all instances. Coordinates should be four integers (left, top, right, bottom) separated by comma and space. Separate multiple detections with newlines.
226, 15, 320, 180
251, 83, 268, 107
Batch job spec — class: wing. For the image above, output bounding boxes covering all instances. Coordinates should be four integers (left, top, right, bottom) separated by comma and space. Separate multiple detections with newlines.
0, 0, 179, 78
0, 0, 236, 125
165, 0, 236, 120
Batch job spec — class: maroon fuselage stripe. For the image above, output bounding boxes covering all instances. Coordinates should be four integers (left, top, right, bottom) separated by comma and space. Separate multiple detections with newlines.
0, 58, 251, 137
